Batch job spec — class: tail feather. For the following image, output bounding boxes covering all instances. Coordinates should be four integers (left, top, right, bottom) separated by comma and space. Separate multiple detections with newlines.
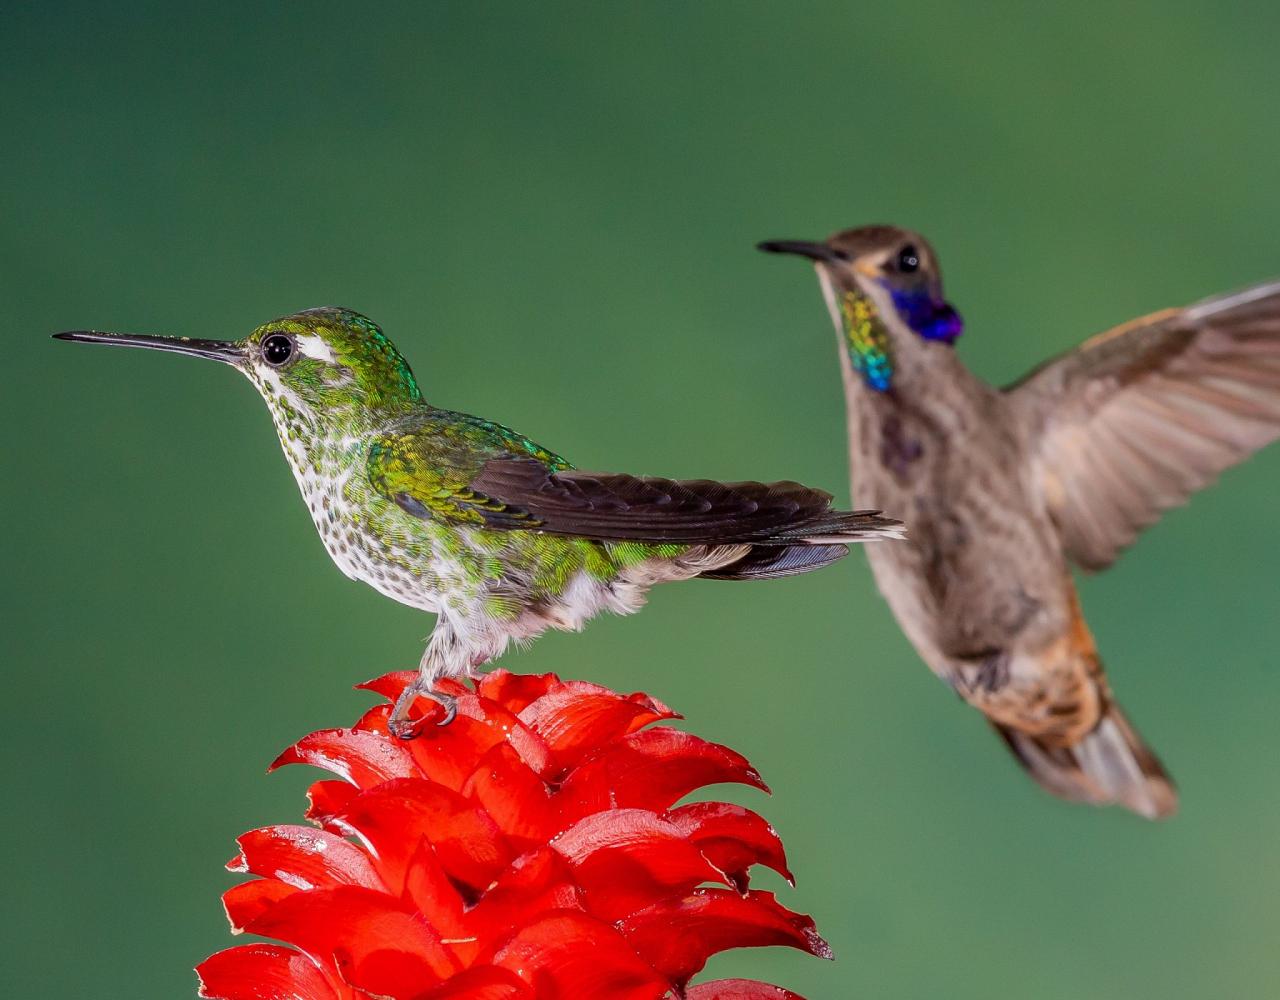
698, 510, 902, 581
770, 509, 906, 544
994, 701, 1177, 820
699, 543, 848, 581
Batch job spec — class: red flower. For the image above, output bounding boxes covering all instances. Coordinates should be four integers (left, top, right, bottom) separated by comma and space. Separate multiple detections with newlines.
197, 670, 831, 1000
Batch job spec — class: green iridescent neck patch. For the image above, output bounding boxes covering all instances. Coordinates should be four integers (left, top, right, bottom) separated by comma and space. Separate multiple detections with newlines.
841, 291, 893, 392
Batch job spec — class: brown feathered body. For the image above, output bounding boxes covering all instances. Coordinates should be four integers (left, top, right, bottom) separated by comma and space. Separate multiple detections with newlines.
838, 329, 1173, 817
766, 225, 1280, 818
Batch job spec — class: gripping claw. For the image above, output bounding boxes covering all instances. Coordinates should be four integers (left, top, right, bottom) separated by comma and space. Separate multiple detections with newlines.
387, 681, 458, 739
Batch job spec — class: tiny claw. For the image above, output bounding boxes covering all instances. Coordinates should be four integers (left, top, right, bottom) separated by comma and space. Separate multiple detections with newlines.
952, 652, 1011, 698
387, 714, 424, 741
387, 680, 458, 739
974, 653, 1011, 694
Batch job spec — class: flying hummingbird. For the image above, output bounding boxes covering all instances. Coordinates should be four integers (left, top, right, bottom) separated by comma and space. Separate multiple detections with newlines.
761, 226, 1280, 819
55, 308, 903, 737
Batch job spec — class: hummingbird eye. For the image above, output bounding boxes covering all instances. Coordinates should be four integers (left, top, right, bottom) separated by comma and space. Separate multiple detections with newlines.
261, 334, 295, 366
896, 244, 920, 274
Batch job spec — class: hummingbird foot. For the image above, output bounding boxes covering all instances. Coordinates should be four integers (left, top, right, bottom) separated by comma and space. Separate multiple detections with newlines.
949, 650, 1012, 699
970, 651, 1011, 694
387, 680, 458, 739
387, 620, 473, 737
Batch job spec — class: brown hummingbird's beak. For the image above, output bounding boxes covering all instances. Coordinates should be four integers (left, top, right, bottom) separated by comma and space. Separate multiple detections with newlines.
53, 331, 243, 365
756, 239, 847, 264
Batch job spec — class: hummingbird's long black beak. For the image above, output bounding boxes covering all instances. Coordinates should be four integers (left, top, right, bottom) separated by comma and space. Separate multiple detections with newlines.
756, 239, 847, 264
52, 331, 243, 365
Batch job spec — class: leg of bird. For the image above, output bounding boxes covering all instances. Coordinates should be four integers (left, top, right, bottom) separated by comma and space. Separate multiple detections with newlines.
950, 649, 1012, 699
974, 651, 1012, 694
387, 622, 465, 739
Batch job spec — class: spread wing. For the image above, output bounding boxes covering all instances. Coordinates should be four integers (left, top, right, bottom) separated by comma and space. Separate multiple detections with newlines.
366, 413, 890, 543
1008, 279, 1280, 570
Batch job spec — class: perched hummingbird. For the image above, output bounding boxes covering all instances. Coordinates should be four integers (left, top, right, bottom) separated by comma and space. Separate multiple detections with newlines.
761, 226, 1280, 819
55, 308, 903, 737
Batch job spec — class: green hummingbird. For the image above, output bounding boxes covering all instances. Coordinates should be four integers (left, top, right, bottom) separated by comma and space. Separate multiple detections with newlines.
55, 308, 903, 737
761, 225, 1280, 819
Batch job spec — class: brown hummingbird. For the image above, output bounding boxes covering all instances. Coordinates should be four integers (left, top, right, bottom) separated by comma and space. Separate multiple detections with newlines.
760, 225, 1280, 819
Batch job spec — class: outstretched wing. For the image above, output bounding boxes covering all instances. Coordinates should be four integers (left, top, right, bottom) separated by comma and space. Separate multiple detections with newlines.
367, 413, 894, 543
1008, 279, 1280, 570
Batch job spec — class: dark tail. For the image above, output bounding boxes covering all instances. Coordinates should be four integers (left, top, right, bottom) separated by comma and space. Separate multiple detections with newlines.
994, 701, 1177, 820
767, 508, 905, 544
699, 542, 848, 580
700, 510, 903, 581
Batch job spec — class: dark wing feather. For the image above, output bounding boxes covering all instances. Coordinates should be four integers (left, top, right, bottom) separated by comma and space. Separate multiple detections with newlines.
468, 457, 900, 543
1008, 279, 1280, 570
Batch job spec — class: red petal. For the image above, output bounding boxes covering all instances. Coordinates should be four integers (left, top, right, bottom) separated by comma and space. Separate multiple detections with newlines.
459, 848, 582, 965
271, 728, 417, 789
518, 681, 679, 772
476, 670, 559, 713
222, 880, 299, 935
686, 980, 806, 1000
355, 671, 419, 700
666, 802, 793, 888
619, 889, 832, 986
552, 809, 728, 922
399, 713, 505, 791
351, 703, 395, 733
556, 728, 768, 824
305, 780, 360, 830
401, 838, 467, 941
246, 885, 460, 992
334, 778, 513, 892
412, 965, 534, 999
197, 944, 339, 1000
229, 826, 385, 891
492, 910, 667, 1000
337, 947, 446, 1000
356, 673, 556, 782
404, 708, 552, 793
462, 742, 554, 848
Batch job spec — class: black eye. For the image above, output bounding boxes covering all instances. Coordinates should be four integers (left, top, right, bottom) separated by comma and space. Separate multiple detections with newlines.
896, 244, 920, 273
261, 334, 294, 366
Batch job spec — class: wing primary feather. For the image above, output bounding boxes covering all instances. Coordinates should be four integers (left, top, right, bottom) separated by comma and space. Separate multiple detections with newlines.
1185, 278, 1280, 320
1012, 274, 1280, 569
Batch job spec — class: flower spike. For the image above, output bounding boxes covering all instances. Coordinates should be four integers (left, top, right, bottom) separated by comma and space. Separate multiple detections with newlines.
198, 671, 830, 999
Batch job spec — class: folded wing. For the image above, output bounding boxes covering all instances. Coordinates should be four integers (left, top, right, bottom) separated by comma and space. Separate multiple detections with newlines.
467, 458, 900, 544
368, 410, 901, 545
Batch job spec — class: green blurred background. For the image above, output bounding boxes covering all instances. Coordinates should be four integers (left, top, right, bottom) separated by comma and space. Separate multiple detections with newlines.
4, 3, 1279, 997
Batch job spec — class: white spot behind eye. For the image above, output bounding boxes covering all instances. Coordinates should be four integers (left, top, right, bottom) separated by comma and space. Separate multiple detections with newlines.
295, 334, 337, 364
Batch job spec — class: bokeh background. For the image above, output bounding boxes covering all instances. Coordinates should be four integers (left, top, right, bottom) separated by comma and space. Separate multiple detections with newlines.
4, 3, 1280, 997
